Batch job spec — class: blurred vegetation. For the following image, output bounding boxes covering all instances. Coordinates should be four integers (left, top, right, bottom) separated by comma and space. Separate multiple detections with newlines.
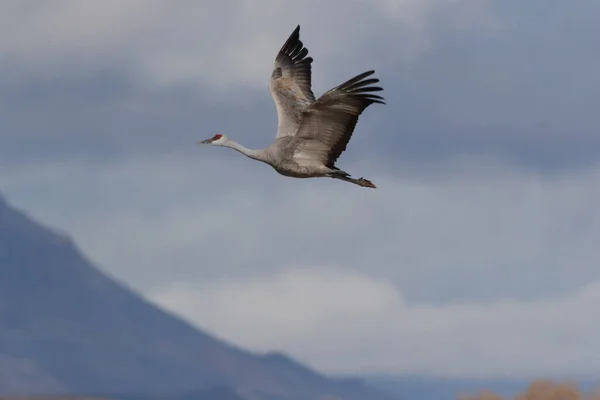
458, 379, 600, 400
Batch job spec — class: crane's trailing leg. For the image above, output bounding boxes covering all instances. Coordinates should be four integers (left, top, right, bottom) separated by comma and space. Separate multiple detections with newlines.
329, 170, 377, 189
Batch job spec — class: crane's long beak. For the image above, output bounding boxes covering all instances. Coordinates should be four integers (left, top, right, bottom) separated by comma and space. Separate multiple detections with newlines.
197, 138, 212, 144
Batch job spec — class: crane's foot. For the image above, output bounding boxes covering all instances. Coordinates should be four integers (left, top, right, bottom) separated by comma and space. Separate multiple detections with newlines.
357, 177, 377, 188
329, 170, 377, 189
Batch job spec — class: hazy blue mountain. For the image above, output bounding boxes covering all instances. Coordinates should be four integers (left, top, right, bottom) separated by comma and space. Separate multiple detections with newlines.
0, 194, 396, 400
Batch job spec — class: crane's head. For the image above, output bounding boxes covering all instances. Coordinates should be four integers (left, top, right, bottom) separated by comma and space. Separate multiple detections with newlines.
198, 133, 228, 146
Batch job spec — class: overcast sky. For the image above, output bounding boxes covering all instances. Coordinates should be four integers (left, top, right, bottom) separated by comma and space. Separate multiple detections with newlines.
2, 0, 600, 380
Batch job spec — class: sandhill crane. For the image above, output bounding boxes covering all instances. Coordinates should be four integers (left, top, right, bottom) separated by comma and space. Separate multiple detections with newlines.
199, 25, 385, 188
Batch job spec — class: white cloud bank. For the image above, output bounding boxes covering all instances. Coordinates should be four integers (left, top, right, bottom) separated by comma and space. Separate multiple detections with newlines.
2, 154, 600, 377
154, 266, 600, 378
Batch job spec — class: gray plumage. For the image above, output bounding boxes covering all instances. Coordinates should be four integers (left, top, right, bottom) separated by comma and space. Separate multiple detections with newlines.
199, 25, 385, 188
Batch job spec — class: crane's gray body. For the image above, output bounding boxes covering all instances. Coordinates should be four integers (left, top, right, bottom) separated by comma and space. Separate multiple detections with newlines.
201, 25, 385, 188
258, 137, 332, 178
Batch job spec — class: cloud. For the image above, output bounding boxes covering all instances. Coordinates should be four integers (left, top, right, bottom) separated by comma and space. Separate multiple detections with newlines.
0, 0, 467, 90
153, 267, 401, 350
3, 153, 600, 307
152, 266, 600, 378
3, 0, 600, 379
3, 143, 600, 377
2, 0, 600, 170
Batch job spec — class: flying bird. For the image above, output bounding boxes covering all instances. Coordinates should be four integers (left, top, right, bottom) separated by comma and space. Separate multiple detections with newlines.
199, 25, 385, 188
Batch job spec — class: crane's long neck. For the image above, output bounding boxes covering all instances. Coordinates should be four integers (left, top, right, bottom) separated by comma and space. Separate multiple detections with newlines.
223, 140, 267, 162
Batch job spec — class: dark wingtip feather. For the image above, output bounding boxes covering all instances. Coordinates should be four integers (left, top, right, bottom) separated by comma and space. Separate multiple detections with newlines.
291, 25, 301, 38
296, 47, 309, 60
278, 25, 313, 65
279, 25, 301, 54
333, 70, 386, 106
352, 86, 384, 93
273, 25, 315, 102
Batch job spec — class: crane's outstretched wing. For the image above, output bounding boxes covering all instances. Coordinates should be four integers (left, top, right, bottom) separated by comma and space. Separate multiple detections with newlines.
269, 25, 316, 139
291, 70, 385, 168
